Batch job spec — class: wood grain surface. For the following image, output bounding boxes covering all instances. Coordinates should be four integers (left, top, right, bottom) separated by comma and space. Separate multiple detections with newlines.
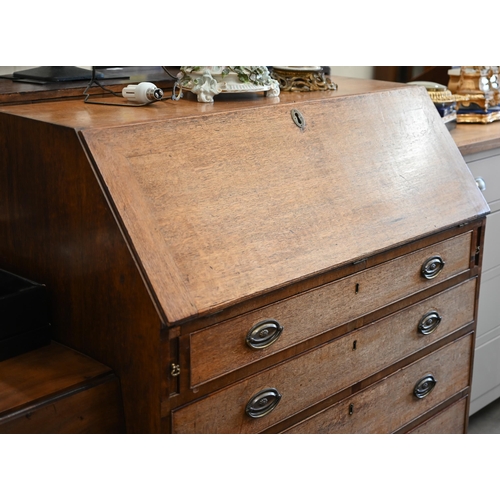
0, 375, 124, 433
0, 342, 125, 433
408, 397, 467, 434
0, 79, 487, 433
0, 114, 163, 432
189, 236, 473, 386
173, 328, 473, 433
284, 334, 472, 434
451, 121, 500, 156
0, 343, 110, 413
79, 86, 488, 324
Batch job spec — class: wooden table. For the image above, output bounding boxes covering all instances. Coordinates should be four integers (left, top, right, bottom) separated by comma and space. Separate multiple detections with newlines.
0, 66, 177, 106
451, 120, 500, 156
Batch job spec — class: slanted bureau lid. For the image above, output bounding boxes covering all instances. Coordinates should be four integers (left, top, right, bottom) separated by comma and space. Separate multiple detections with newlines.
81, 86, 489, 324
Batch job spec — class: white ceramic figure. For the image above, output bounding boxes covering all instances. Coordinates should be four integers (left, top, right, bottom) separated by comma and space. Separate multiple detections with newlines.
189, 69, 221, 103
175, 66, 280, 102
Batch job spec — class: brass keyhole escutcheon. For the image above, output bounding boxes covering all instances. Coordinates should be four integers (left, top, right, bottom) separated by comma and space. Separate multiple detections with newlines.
291, 109, 305, 130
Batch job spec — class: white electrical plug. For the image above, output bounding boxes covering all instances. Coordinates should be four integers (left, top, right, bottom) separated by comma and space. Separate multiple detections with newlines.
122, 82, 164, 103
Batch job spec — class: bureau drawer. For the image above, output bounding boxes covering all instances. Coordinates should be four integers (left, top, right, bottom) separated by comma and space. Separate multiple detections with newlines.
173, 283, 475, 434
189, 232, 473, 386
407, 397, 467, 434
284, 334, 472, 434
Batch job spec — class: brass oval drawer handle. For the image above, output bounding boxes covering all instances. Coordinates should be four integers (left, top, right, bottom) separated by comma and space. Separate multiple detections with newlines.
246, 319, 283, 349
245, 388, 282, 418
417, 311, 442, 335
421, 256, 445, 280
413, 374, 437, 399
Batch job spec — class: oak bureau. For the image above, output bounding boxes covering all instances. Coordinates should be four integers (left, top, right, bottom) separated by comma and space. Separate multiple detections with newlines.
0, 77, 489, 433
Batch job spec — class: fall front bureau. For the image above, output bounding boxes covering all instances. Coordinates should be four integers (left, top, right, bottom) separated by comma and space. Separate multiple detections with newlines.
0, 77, 489, 433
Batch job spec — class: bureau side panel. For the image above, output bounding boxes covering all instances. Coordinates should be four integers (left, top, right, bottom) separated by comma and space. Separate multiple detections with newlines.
0, 114, 162, 433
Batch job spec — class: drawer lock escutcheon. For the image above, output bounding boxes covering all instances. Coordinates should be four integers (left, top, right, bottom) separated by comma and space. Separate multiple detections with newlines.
421, 256, 445, 280
413, 374, 437, 399
417, 311, 442, 335
245, 388, 282, 418
246, 319, 283, 349
291, 109, 306, 130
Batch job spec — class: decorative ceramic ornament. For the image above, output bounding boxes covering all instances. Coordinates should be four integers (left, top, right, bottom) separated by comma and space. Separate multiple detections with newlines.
173, 66, 280, 103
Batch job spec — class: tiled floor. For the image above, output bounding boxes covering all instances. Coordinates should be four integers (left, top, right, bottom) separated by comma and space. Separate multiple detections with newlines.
468, 397, 500, 433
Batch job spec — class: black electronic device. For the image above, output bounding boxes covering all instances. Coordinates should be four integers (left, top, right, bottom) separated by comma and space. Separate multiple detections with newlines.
0, 269, 51, 361
12, 65, 104, 82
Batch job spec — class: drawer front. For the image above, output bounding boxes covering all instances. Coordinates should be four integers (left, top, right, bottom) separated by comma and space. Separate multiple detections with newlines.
408, 397, 467, 434
190, 232, 472, 386
284, 334, 472, 434
467, 154, 500, 209
173, 284, 475, 434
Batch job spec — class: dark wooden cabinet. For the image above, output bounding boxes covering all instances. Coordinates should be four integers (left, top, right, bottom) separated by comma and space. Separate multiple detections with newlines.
0, 77, 489, 433
0, 342, 125, 433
